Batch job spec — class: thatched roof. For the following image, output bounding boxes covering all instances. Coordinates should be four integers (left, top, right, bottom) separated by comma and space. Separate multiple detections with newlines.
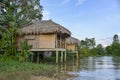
66, 37, 80, 45
20, 20, 71, 37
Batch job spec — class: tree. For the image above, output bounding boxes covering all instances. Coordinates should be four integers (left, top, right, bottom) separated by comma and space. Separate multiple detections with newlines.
1, 0, 43, 26
80, 38, 96, 57
113, 34, 119, 44
105, 34, 120, 56
111, 43, 120, 56
96, 44, 105, 55
17, 0, 43, 24
80, 38, 96, 49
0, 26, 1, 39
0, 0, 43, 60
90, 38, 96, 48
105, 45, 112, 55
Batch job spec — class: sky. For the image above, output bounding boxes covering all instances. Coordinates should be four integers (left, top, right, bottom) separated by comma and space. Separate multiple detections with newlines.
41, 0, 120, 47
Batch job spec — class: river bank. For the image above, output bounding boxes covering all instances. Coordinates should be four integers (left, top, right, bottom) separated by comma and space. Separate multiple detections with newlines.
1, 56, 119, 80
0, 61, 57, 80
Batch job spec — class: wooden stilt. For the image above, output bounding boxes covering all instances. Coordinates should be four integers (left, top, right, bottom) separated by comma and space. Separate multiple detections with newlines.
61, 51, 63, 62
64, 51, 66, 62
37, 52, 39, 63
76, 52, 79, 60
56, 51, 58, 63
31, 54, 33, 62
76, 59, 79, 71
64, 63, 67, 73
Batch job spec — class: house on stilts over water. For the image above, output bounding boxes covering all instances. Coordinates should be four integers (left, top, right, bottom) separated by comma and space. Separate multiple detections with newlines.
66, 37, 80, 59
18, 20, 71, 63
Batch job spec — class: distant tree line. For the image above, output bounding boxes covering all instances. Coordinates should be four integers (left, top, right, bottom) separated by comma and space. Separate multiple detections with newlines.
79, 34, 120, 57
106, 34, 120, 56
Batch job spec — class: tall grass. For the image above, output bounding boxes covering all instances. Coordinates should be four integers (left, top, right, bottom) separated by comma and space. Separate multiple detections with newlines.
0, 61, 57, 80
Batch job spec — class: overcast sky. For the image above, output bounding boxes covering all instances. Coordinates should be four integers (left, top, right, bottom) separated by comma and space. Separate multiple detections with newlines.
41, 0, 120, 46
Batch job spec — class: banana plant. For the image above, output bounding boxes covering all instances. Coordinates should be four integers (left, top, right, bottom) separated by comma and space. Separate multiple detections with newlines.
18, 40, 33, 62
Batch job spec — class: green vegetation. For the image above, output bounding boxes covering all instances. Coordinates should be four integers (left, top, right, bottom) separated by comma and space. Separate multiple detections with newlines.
0, 0, 43, 61
18, 40, 33, 62
0, 0, 120, 79
79, 34, 120, 57
105, 34, 120, 56
0, 1, 57, 80
0, 61, 57, 80
79, 38, 98, 57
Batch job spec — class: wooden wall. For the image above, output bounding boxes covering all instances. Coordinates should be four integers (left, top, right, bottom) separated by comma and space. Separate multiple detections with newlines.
67, 44, 76, 51
17, 35, 39, 49
27, 35, 39, 49
18, 33, 67, 49
39, 34, 56, 48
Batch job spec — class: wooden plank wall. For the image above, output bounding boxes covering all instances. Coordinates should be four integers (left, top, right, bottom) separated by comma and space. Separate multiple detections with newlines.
66, 44, 76, 51
39, 34, 56, 48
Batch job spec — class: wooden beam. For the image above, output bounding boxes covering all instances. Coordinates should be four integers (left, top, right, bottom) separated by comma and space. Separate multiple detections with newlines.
30, 48, 66, 51
56, 50, 59, 63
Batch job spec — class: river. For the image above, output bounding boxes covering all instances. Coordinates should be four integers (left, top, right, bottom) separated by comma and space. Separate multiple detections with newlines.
57, 56, 120, 80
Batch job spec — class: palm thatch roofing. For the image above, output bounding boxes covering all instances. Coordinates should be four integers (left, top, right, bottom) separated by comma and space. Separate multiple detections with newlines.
66, 37, 80, 45
20, 20, 71, 37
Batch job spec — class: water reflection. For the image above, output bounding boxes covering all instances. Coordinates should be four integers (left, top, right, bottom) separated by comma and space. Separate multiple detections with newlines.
55, 60, 79, 79
57, 56, 120, 80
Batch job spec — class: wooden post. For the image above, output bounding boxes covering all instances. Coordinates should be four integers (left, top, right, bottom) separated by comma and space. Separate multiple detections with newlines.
64, 63, 67, 73
61, 51, 63, 63
55, 34, 58, 48
76, 59, 79, 71
31, 54, 33, 62
60, 35, 62, 48
76, 52, 79, 60
37, 52, 39, 63
64, 51, 66, 62
56, 50, 58, 63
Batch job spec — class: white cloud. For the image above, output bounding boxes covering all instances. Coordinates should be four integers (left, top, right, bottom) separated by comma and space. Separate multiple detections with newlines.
76, 0, 86, 6
61, 0, 71, 5
42, 10, 50, 20
96, 38, 112, 47
118, 33, 120, 36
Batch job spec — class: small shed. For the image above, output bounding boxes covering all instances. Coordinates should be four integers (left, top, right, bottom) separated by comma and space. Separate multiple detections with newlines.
66, 37, 80, 59
18, 20, 71, 63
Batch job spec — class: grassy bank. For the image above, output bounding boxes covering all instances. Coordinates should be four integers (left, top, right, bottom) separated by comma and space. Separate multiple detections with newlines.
0, 61, 57, 80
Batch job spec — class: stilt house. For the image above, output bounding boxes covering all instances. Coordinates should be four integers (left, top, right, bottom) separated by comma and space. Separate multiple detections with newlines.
66, 37, 80, 59
18, 20, 71, 63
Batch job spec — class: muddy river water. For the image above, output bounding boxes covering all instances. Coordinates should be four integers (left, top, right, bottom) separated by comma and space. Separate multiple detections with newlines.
56, 56, 120, 80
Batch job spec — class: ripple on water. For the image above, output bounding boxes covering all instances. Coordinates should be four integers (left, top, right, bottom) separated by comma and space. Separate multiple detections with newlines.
66, 56, 120, 80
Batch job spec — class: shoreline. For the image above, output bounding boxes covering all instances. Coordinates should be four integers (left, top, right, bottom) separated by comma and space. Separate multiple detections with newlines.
0, 61, 57, 80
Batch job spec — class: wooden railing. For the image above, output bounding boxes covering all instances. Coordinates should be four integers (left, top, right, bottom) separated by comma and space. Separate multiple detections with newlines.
56, 40, 65, 48
29, 40, 66, 49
